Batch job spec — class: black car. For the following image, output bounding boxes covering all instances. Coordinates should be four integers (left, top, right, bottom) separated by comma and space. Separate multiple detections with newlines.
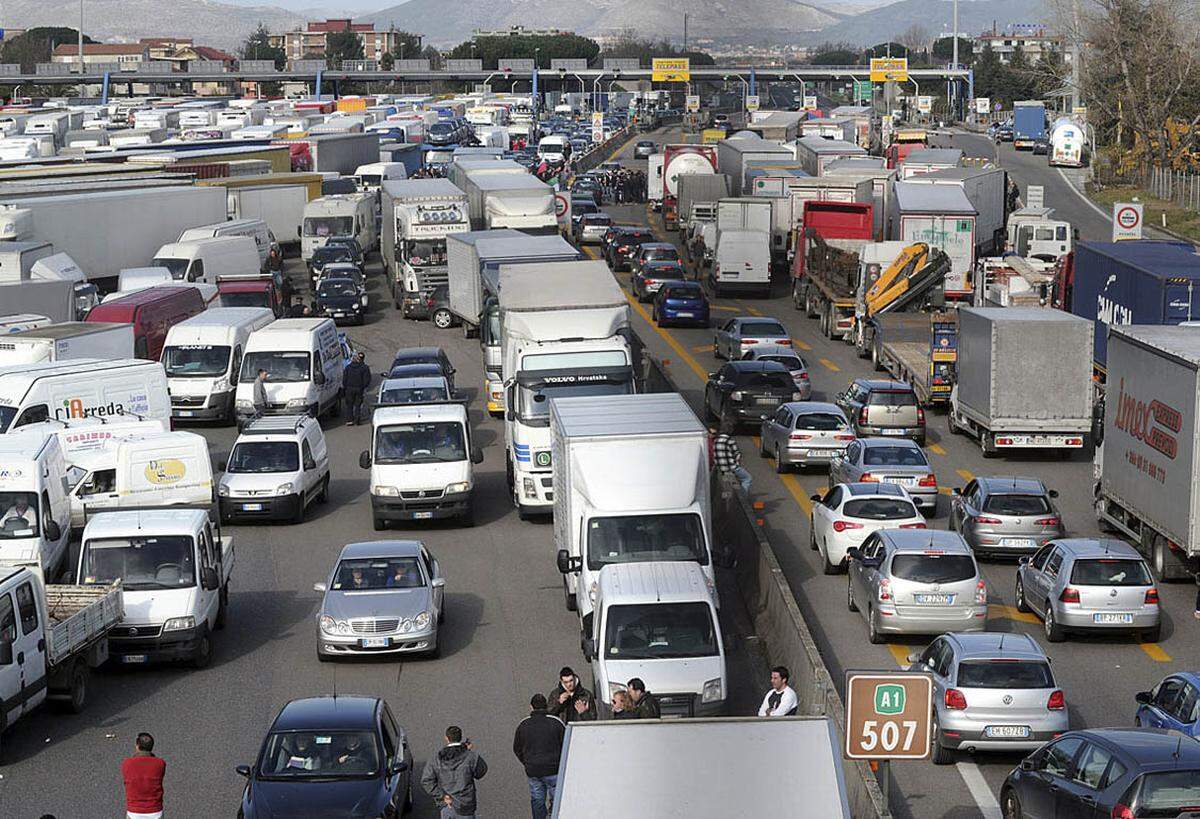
387, 346, 455, 391
425, 284, 459, 330
996, 125, 1014, 143
236, 696, 413, 819
325, 237, 365, 267
315, 276, 367, 325
704, 360, 799, 426
606, 228, 656, 271
1000, 727, 1200, 819
309, 245, 357, 286
1032, 137, 1050, 155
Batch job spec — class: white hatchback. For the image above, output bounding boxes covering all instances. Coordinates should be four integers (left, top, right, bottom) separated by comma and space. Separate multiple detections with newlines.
809, 482, 925, 575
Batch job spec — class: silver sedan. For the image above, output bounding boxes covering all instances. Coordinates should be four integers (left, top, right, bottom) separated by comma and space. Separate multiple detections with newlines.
949, 476, 1065, 558
829, 438, 938, 513
744, 345, 811, 398
314, 540, 446, 660
759, 401, 854, 471
713, 316, 791, 360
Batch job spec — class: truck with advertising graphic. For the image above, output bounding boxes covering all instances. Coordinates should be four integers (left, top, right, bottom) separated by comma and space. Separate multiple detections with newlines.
381, 179, 470, 319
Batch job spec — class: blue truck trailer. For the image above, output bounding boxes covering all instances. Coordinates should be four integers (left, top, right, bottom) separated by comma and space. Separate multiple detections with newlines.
1069, 240, 1200, 372
1012, 101, 1046, 150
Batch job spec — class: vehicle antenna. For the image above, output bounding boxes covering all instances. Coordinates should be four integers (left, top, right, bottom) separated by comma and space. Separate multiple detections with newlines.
998, 633, 1004, 651
1175, 733, 1183, 762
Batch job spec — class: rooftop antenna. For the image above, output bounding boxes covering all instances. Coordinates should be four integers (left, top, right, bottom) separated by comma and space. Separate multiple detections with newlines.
998, 633, 1005, 651
1174, 733, 1183, 762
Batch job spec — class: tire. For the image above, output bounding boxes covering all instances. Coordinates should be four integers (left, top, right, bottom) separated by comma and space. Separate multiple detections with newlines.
713, 338, 724, 359
402, 779, 413, 815
867, 606, 884, 644
809, 525, 819, 552
1015, 577, 1031, 613
460, 503, 475, 528
317, 647, 331, 663
564, 578, 578, 612
774, 446, 788, 474
931, 724, 956, 765
432, 308, 454, 329
215, 585, 229, 630
62, 662, 88, 714
373, 516, 386, 531
847, 579, 859, 612
191, 628, 213, 669
424, 637, 441, 659
947, 411, 960, 436
981, 432, 998, 458
1044, 605, 1065, 642
1000, 788, 1023, 819
290, 494, 306, 525
318, 476, 330, 504
1143, 624, 1162, 643
822, 541, 839, 575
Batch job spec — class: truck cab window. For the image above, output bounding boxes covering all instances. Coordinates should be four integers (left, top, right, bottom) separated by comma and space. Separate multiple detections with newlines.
0, 593, 14, 642
13, 404, 48, 428
15, 581, 38, 635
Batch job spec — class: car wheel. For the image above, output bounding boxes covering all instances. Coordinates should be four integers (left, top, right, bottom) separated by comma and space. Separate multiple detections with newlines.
191, 628, 213, 669
291, 494, 306, 525
713, 338, 724, 359
775, 446, 789, 474
867, 606, 884, 644
1000, 788, 1023, 819
424, 637, 441, 659
822, 541, 839, 576
1044, 605, 1065, 642
373, 516, 386, 531
564, 577, 578, 612
1015, 577, 1031, 613
931, 723, 956, 765
847, 578, 858, 611
215, 585, 229, 630
432, 308, 454, 329
809, 524, 818, 551
318, 476, 330, 504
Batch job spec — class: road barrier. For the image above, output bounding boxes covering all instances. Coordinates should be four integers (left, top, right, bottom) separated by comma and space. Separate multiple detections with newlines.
643, 352, 892, 819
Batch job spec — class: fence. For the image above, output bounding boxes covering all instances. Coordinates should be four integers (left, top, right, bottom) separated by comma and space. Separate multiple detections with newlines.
1145, 165, 1200, 211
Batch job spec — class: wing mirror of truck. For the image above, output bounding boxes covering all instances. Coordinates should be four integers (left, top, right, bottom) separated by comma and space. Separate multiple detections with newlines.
359, 450, 372, 469
201, 567, 220, 591
582, 637, 596, 663
236, 764, 252, 778
44, 520, 61, 542
556, 550, 580, 574
471, 448, 484, 465
0, 637, 12, 666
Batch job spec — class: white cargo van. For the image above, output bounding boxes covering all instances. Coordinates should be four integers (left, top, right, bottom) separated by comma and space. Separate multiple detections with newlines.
711, 230, 771, 297
178, 219, 279, 273
162, 307, 276, 423
359, 402, 483, 528
355, 162, 408, 191
0, 359, 171, 434
538, 135, 569, 163
0, 429, 71, 573
77, 508, 233, 668
0, 322, 134, 366
301, 194, 377, 262
586, 562, 727, 718
117, 267, 173, 293
151, 236, 260, 285
218, 415, 330, 524
234, 318, 343, 426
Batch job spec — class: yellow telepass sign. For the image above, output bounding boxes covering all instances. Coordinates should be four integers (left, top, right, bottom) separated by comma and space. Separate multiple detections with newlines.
870, 57, 909, 83
652, 58, 690, 82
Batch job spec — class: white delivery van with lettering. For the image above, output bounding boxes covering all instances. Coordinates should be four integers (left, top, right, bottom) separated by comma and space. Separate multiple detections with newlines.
0, 359, 170, 434
0, 429, 71, 574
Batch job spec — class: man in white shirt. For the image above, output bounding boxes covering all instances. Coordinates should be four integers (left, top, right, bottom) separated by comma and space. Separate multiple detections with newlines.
758, 666, 798, 717
0, 497, 35, 530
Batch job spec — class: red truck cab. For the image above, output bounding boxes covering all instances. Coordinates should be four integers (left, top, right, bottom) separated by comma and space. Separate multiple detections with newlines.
217, 275, 287, 317
791, 200, 875, 280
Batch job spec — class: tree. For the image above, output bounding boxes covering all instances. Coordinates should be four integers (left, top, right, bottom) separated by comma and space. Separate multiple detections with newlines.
863, 42, 909, 60
388, 31, 423, 63
594, 33, 714, 67
931, 36, 973, 64
422, 45, 443, 70
0, 26, 97, 73
808, 42, 860, 65
240, 22, 285, 69
448, 33, 601, 69
898, 24, 930, 55
325, 29, 364, 66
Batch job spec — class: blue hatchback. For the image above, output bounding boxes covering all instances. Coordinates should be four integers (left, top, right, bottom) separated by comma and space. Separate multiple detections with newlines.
652, 279, 710, 327
1135, 672, 1200, 737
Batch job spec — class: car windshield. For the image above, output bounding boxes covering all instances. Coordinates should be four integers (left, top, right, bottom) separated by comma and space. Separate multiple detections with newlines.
332, 556, 424, 590
80, 535, 196, 591
151, 257, 189, 279
1138, 771, 1200, 810
869, 390, 918, 407
405, 239, 446, 267
304, 217, 353, 238
1070, 558, 1153, 586
380, 385, 448, 404
732, 370, 793, 390
228, 441, 299, 473
587, 513, 707, 570
0, 492, 39, 539
163, 345, 231, 378
762, 355, 803, 371
318, 280, 358, 297
890, 554, 976, 583
863, 446, 927, 467
844, 499, 917, 521
519, 382, 629, 421
739, 321, 786, 336
956, 660, 1054, 689
604, 602, 718, 660
795, 412, 845, 431
259, 730, 381, 778
241, 351, 311, 383
375, 422, 465, 464
982, 493, 1050, 515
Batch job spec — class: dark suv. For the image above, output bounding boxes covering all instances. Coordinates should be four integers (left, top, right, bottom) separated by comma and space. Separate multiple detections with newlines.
704, 360, 799, 427
236, 696, 413, 819
606, 228, 656, 271
835, 378, 925, 445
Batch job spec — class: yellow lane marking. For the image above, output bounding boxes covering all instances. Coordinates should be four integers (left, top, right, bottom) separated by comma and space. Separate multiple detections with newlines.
938, 487, 954, 495
819, 358, 841, 372
792, 339, 812, 351
710, 305, 741, 313
624, 291, 709, 382
928, 443, 947, 456
582, 246, 600, 260
887, 644, 912, 668
987, 604, 1041, 625
956, 468, 975, 482
746, 306, 764, 316
1140, 643, 1173, 662
692, 344, 714, 353
779, 473, 814, 516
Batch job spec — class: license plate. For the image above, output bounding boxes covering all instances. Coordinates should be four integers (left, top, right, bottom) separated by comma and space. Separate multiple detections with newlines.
413, 511, 434, 520
676, 311, 694, 318
1000, 538, 1036, 548
361, 637, 390, 648
889, 476, 916, 486
242, 503, 263, 511
122, 654, 148, 664
880, 428, 905, 435
177, 410, 195, 417
985, 725, 1031, 738
914, 593, 954, 605
1093, 613, 1134, 624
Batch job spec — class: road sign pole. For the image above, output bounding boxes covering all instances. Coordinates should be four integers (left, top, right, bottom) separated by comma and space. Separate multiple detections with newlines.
879, 759, 891, 810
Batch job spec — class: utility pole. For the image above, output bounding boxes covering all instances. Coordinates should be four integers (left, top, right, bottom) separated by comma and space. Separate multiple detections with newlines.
952, 0, 959, 68
78, 0, 85, 75
683, 13, 688, 52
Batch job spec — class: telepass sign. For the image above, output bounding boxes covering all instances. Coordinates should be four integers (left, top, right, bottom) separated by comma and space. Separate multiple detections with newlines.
844, 671, 933, 759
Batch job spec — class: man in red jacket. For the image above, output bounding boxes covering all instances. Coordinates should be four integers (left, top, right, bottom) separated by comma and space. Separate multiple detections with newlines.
122, 732, 166, 819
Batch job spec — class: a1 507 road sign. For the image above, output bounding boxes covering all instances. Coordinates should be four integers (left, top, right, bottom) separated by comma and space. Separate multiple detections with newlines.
844, 671, 933, 760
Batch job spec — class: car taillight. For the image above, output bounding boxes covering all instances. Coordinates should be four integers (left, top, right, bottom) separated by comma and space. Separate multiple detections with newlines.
833, 520, 863, 532
877, 578, 891, 601
798, 371, 809, 379
1047, 690, 1065, 710
858, 472, 879, 482
975, 580, 987, 605
1145, 587, 1159, 605
974, 516, 1002, 525
741, 338, 756, 345
1111, 804, 1135, 819
944, 689, 968, 710
1060, 587, 1080, 604
778, 339, 792, 346
918, 474, 937, 487
900, 522, 927, 529
789, 433, 813, 441
859, 407, 869, 425
834, 434, 855, 441
917, 406, 925, 425
1035, 516, 1061, 526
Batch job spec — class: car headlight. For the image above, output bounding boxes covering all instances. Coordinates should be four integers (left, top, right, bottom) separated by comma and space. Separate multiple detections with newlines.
285, 398, 309, 408
236, 399, 253, 411
729, 390, 743, 401
588, 581, 598, 603
218, 483, 230, 497
414, 611, 432, 629
523, 477, 536, 498
373, 485, 400, 497
276, 482, 294, 496
608, 681, 627, 698
163, 616, 195, 633
212, 377, 229, 392
702, 677, 723, 703
319, 615, 338, 634
399, 617, 414, 633
446, 481, 471, 494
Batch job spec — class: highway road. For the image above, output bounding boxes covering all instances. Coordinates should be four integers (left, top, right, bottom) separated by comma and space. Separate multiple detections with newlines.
0, 220, 757, 817
591, 129, 1199, 819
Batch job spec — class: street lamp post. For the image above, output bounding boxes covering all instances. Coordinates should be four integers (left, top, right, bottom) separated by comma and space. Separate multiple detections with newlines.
78, 0, 85, 75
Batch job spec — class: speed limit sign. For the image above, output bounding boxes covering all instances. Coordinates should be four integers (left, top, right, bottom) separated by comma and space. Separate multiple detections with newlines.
844, 671, 932, 760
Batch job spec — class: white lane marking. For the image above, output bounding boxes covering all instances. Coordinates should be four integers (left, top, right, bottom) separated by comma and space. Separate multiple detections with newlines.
1056, 167, 1112, 221
955, 760, 1003, 819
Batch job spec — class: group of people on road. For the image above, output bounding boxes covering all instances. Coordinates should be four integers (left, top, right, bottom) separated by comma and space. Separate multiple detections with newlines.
590, 165, 646, 205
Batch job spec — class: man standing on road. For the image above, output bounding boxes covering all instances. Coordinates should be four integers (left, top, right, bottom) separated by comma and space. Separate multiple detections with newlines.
421, 726, 488, 819
547, 666, 598, 723
712, 419, 752, 493
758, 666, 799, 717
512, 694, 565, 819
627, 678, 661, 719
121, 732, 166, 819
343, 351, 371, 426
252, 368, 269, 419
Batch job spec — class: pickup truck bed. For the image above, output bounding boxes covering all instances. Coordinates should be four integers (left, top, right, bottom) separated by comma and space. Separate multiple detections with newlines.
46, 583, 123, 668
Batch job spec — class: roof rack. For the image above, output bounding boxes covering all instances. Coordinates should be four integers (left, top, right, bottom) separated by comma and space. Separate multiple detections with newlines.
241, 415, 310, 436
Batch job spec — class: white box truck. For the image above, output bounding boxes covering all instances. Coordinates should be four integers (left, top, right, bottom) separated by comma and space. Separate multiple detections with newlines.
0, 322, 134, 366
462, 173, 556, 233
903, 166, 1008, 256
888, 182, 978, 300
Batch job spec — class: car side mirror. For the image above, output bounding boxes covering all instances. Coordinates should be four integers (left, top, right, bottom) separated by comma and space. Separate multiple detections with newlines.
359, 450, 371, 469
236, 763, 252, 778
313, 582, 327, 593
431, 577, 446, 588
1020, 758, 1037, 772
952, 487, 962, 495
1135, 691, 1152, 705
201, 567, 219, 591
44, 520, 62, 542
582, 637, 596, 662
0, 638, 12, 666
389, 759, 409, 775
379, 371, 389, 378
1018, 556, 1031, 566
313, 370, 326, 386
471, 448, 484, 465
906, 651, 923, 664
1048, 489, 1059, 499
810, 494, 822, 503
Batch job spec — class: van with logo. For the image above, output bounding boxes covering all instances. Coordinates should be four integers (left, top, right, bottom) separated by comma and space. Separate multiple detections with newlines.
162, 307, 276, 424
0, 359, 171, 434
234, 318, 343, 427
0, 428, 71, 574
85, 286, 207, 361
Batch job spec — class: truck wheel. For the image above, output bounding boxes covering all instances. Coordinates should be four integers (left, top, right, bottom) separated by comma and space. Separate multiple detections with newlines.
191, 628, 213, 669
947, 411, 961, 436
871, 343, 883, 372
215, 586, 229, 630
564, 577, 578, 612
980, 433, 998, 459
1152, 535, 1190, 583
63, 662, 88, 714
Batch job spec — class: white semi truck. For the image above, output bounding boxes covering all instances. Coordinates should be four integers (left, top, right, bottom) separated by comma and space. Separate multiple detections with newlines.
300, 193, 377, 263
380, 179, 470, 319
